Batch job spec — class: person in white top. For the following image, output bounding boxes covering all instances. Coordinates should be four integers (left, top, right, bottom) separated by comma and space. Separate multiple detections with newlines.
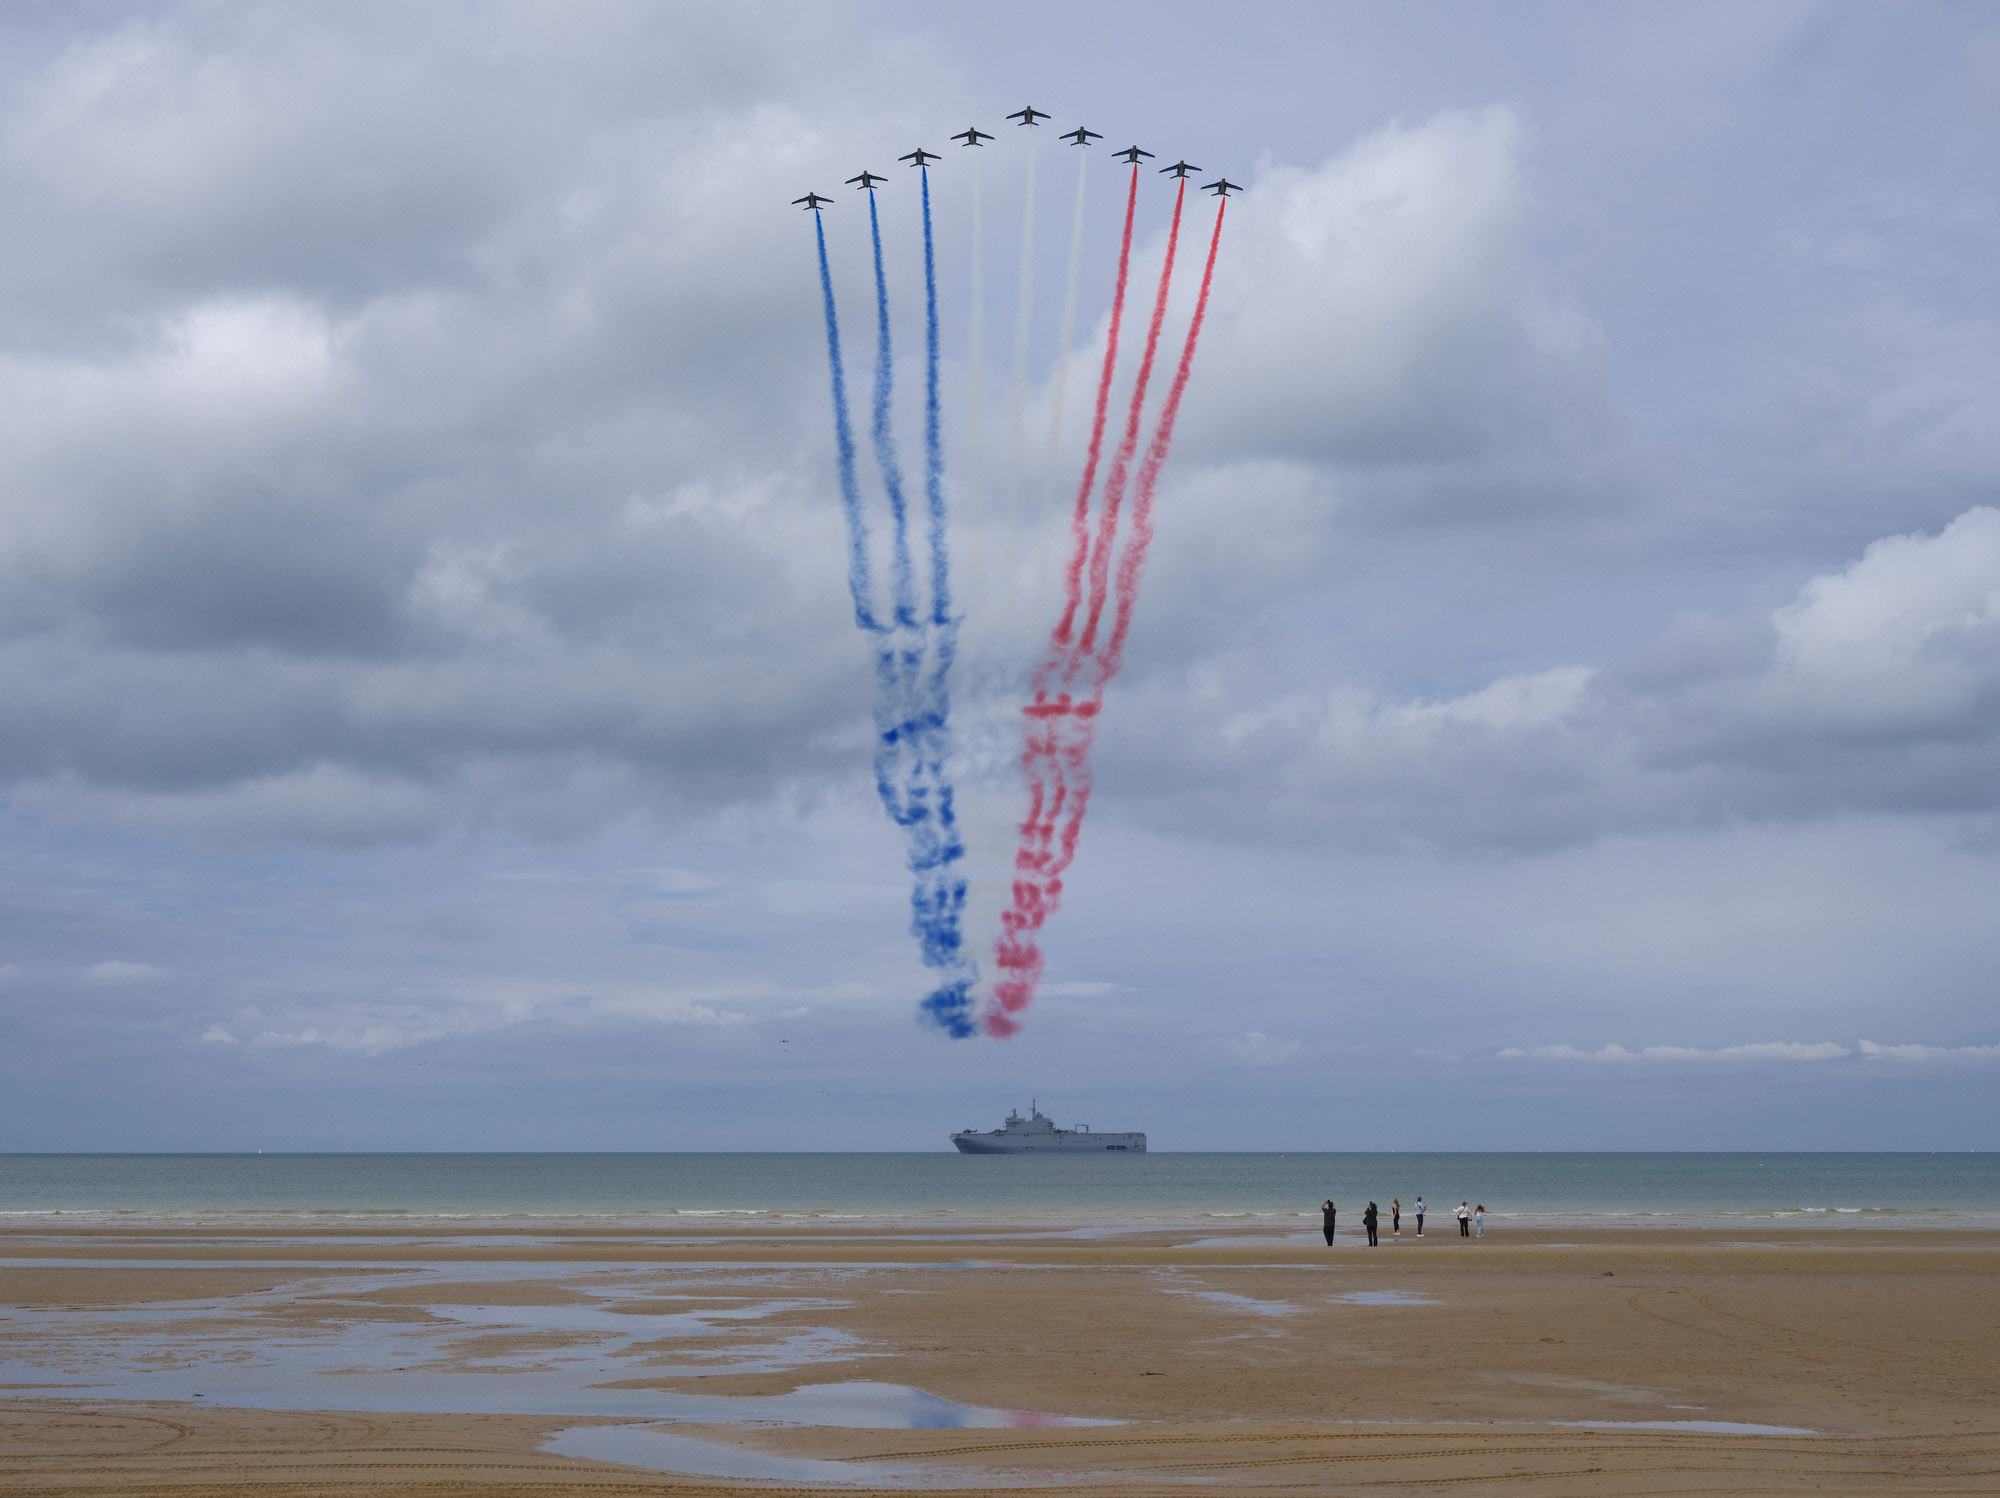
1414, 1197, 1424, 1235
1457, 1201, 1471, 1237
1474, 1205, 1485, 1237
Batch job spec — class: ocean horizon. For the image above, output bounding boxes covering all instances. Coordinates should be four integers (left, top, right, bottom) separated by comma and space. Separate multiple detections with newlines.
5, 1151, 1996, 1232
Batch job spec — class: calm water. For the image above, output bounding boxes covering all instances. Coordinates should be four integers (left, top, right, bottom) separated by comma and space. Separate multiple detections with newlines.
3, 1153, 1996, 1229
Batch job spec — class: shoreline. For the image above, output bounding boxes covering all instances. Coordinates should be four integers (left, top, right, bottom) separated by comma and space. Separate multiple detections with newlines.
5, 1221, 1998, 1249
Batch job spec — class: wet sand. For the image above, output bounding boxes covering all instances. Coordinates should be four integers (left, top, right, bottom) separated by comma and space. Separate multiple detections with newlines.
3, 1225, 1997, 1494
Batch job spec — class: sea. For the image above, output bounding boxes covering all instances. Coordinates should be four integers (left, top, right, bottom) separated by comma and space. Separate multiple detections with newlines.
2, 1153, 1997, 1232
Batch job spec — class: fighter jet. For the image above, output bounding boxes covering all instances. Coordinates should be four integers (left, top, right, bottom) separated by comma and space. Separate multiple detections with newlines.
1202, 178, 1242, 197
1159, 160, 1200, 179
1060, 125, 1101, 147
1112, 145, 1154, 164
846, 170, 887, 190
951, 126, 994, 147
899, 147, 941, 167
792, 192, 833, 211
1007, 105, 1051, 127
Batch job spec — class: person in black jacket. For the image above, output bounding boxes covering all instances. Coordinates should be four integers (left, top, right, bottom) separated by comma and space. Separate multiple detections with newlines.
1320, 1199, 1337, 1246
1363, 1200, 1379, 1247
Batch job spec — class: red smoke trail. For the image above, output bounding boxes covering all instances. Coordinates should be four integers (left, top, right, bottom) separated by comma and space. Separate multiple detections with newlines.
1099, 195, 1226, 682
1074, 180, 1187, 665
987, 183, 1216, 1039
989, 167, 1137, 1029
1047, 165, 1139, 663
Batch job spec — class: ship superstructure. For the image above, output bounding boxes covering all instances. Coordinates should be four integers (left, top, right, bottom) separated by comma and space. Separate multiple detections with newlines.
950, 1101, 1146, 1153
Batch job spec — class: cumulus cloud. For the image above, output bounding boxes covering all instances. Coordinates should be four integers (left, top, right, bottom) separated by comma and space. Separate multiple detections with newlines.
1108, 505, 2000, 850
1494, 1041, 2000, 1065
1187, 105, 1611, 479
1497, 1042, 1852, 1063
1857, 1040, 2000, 1063
196, 987, 756, 1058
0, 3, 933, 845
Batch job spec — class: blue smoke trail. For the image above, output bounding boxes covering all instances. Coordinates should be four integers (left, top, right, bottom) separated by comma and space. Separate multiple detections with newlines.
921, 165, 950, 624
814, 212, 879, 632
867, 191, 918, 630
909, 163, 976, 1036
816, 196, 978, 1039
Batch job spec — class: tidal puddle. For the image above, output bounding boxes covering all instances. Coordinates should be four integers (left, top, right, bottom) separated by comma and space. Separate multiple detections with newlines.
616, 1380, 1118, 1429
547, 1408, 1123, 1488
0, 1258, 1121, 1445
0, 1258, 868, 1413
547, 1424, 932, 1485
1331, 1290, 1436, 1306
1174, 1234, 1320, 1249
1173, 1289, 1300, 1317
1550, 1419, 1819, 1436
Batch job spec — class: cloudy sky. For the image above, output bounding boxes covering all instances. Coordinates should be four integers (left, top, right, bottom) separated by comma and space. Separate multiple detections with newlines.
1, 1, 1996, 1151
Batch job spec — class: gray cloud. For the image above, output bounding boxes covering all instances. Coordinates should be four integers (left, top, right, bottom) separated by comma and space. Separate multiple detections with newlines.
1103, 505, 2000, 851
1, 1, 1997, 1148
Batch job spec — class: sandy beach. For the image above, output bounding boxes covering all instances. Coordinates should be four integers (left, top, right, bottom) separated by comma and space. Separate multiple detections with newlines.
3, 1223, 1996, 1495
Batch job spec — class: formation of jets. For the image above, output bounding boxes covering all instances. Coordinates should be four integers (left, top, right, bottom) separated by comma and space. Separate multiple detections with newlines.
796, 108, 1240, 211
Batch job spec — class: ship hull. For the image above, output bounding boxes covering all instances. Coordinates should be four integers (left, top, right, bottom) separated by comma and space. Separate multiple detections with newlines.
952, 1132, 1146, 1154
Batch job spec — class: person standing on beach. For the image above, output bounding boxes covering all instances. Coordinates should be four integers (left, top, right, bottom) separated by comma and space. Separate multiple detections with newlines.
1414, 1197, 1424, 1235
1474, 1205, 1485, 1237
1321, 1199, 1337, 1246
1391, 1198, 1401, 1237
1457, 1201, 1471, 1237
1363, 1200, 1379, 1246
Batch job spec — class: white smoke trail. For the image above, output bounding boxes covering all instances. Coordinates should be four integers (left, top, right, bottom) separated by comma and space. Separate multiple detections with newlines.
966, 144, 986, 479
1005, 127, 1040, 498
957, 142, 999, 635
1030, 143, 1090, 607
1047, 144, 1089, 465
958, 126, 1047, 1019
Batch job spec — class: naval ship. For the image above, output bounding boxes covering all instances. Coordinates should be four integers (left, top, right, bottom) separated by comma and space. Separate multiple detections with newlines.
950, 1101, 1146, 1153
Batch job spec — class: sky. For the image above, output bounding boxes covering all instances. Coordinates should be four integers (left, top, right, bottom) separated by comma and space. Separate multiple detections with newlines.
1, 0, 1996, 1151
